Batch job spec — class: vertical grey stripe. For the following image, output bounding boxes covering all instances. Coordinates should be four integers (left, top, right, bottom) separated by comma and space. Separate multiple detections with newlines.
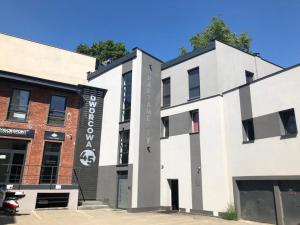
239, 86, 253, 120
190, 133, 203, 210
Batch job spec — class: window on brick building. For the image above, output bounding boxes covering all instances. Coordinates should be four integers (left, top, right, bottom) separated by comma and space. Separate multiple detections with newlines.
48, 95, 67, 126
7, 89, 30, 122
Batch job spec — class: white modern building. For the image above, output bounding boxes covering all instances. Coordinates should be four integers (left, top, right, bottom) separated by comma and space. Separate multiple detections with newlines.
1, 33, 300, 225
88, 40, 300, 225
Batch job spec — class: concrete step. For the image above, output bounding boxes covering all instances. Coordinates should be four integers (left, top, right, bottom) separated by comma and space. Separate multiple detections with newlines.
78, 201, 109, 210
81, 201, 105, 206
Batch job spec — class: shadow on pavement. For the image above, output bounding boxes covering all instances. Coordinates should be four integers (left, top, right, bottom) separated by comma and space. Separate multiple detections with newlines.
0, 212, 30, 225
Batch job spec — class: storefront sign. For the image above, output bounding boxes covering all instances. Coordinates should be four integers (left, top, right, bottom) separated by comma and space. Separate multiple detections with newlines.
44, 131, 65, 141
0, 127, 35, 138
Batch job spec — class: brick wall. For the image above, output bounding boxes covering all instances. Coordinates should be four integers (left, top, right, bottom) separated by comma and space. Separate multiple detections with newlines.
0, 79, 80, 185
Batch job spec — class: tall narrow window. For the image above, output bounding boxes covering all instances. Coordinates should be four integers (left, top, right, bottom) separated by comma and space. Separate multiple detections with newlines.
161, 117, 169, 138
279, 109, 297, 135
162, 78, 170, 107
119, 130, 130, 165
188, 68, 200, 99
242, 119, 255, 142
48, 95, 67, 126
245, 71, 254, 83
7, 89, 30, 122
40, 142, 61, 184
121, 72, 132, 122
191, 110, 199, 133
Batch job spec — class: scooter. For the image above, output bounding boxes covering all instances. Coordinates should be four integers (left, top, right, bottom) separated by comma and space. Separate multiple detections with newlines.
0, 188, 25, 216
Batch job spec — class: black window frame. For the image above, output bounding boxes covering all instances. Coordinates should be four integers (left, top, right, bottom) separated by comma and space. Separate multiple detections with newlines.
7, 88, 31, 122
279, 108, 298, 136
161, 116, 169, 138
242, 119, 255, 142
245, 70, 254, 84
188, 67, 200, 100
39, 142, 61, 184
47, 95, 67, 127
162, 77, 171, 107
190, 110, 199, 133
120, 71, 132, 122
118, 130, 130, 165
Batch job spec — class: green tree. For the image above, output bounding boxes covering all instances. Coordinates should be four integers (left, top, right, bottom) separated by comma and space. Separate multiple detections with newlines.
76, 40, 129, 65
180, 17, 252, 55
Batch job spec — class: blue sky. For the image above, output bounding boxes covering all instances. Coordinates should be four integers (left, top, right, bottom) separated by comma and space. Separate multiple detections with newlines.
1, 0, 299, 67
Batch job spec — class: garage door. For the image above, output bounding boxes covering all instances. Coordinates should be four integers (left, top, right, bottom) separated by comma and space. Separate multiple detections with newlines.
279, 181, 300, 225
238, 180, 277, 224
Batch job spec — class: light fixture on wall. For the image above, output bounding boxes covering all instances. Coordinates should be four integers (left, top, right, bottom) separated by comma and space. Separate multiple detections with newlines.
147, 146, 151, 152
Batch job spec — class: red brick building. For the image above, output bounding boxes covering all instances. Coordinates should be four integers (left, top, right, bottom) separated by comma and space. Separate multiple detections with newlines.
0, 70, 106, 209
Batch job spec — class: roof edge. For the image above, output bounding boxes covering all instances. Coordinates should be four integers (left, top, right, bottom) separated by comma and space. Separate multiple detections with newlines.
87, 51, 137, 80
161, 42, 216, 70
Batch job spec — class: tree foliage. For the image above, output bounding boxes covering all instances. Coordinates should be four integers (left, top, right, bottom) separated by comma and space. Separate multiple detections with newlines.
76, 40, 129, 65
180, 17, 252, 55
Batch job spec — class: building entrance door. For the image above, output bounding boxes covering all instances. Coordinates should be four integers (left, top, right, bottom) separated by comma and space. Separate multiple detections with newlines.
117, 172, 128, 209
0, 139, 27, 184
169, 179, 179, 210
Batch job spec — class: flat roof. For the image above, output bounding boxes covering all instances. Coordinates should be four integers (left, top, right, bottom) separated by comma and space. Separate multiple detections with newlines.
0, 70, 107, 93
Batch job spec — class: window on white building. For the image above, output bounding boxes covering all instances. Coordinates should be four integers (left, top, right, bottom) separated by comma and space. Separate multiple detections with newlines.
279, 109, 297, 135
161, 117, 169, 138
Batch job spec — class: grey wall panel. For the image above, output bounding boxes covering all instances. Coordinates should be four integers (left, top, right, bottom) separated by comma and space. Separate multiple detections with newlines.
96, 164, 133, 208
239, 86, 253, 120
137, 52, 161, 208
169, 112, 191, 136
253, 113, 281, 139
122, 61, 132, 74
190, 133, 203, 210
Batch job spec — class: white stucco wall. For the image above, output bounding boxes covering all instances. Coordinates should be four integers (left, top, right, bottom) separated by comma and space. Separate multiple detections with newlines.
215, 41, 282, 92
88, 65, 123, 166
160, 134, 192, 211
161, 50, 219, 106
223, 66, 300, 202
0, 33, 95, 85
161, 97, 229, 214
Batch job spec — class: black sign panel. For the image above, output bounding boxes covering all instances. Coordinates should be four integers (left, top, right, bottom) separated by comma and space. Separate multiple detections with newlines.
0, 127, 35, 138
44, 131, 65, 141
74, 86, 105, 200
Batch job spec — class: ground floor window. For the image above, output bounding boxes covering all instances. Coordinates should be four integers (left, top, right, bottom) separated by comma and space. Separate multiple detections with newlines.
40, 142, 61, 184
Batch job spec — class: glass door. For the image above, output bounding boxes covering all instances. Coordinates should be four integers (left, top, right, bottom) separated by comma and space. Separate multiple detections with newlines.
0, 139, 27, 184
40, 142, 61, 184
0, 152, 11, 183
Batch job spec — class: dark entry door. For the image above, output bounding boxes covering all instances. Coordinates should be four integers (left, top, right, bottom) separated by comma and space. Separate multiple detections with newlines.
238, 180, 277, 224
279, 180, 300, 225
169, 179, 179, 210
117, 172, 128, 209
0, 139, 27, 184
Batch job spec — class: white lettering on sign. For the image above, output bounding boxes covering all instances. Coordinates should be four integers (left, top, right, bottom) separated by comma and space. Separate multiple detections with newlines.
80, 95, 97, 166
0, 127, 30, 136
